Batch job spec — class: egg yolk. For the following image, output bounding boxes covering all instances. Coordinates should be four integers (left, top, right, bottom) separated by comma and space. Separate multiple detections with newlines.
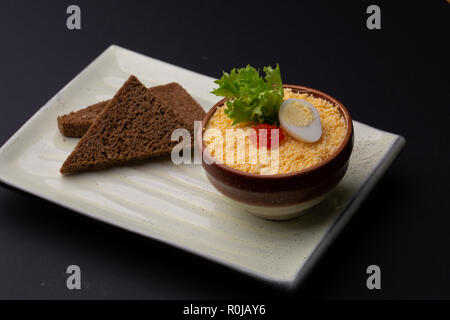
282, 100, 315, 127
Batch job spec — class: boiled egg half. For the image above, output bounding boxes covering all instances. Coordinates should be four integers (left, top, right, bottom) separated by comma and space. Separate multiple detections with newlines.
279, 98, 322, 143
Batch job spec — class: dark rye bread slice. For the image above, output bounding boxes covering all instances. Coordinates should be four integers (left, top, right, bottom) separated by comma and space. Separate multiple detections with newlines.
57, 82, 205, 138
57, 101, 108, 137
148, 83, 205, 138
60, 76, 187, 175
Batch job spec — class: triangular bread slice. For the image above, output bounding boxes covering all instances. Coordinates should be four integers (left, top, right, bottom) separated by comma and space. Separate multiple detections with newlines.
57, 83, 205, 138
60, 76, 187, 175
148, 83, 205, 138
57, 101, 108, 137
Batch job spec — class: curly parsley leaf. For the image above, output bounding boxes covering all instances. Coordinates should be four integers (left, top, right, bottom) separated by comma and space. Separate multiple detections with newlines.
211, 64, 284, 125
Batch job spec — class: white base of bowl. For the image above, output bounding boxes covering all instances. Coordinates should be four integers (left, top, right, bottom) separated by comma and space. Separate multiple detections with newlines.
229, 193, 329, 221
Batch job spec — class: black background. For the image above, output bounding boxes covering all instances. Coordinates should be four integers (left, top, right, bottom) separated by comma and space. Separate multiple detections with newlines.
0, 0, 449, 300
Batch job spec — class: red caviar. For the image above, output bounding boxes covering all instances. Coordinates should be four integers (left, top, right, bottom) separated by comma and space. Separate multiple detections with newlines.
250, 123, 285, 149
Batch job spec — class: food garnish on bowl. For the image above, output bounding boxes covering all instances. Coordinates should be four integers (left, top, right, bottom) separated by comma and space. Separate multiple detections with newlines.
200, 65, 354, 220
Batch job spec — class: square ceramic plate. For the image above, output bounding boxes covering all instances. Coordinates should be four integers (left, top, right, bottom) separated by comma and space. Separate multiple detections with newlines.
0, 45, 405, 289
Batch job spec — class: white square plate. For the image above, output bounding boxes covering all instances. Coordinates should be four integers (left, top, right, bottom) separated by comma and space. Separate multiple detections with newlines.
0, 45, 405, 289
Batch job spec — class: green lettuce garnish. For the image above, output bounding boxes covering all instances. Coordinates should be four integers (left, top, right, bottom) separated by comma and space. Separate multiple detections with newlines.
211, 64, 284, 125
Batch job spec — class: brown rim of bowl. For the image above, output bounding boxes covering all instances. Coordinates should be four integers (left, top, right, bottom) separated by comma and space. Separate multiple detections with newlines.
200, 84, 353, 180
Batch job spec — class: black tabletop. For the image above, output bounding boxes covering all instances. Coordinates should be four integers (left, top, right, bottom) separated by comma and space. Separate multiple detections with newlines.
0, 0, 449, 300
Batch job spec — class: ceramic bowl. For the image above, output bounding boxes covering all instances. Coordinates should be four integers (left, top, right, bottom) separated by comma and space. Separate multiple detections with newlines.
199, 84, 354, 220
